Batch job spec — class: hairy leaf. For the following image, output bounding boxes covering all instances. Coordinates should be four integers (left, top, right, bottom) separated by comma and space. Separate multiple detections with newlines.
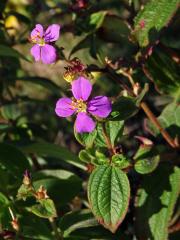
88, 165, 130, 232
134, 0, 179, 46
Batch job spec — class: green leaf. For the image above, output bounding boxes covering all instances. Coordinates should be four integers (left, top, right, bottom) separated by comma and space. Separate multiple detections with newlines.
145, 50, 180, 98
0, 44, 30, 61
17, 77, 61, 95
0, 192, 11, 228
70, 34, 92, 56
134, 0, 179, 46
30, 199, 57, 219
110, 96, 137, 121
79, 149, 108, 166
21, 142, 86, 170
135, 165, 180, 240
59, 209, 98, 237
75, 11, 107, 35
1, 103, 21, 120
146, 102, 180, 138
88, 165, 130, 233
89, 11, 107, 31
134, 146, 160, 174
95, 120, 124, 148
74, 129, 97, 148
20, 213, 52, 240
112, 154, 131, 169
0, 143, 30, 177
100, 15, 131, 43
6, 11, 30, 24
79, 149, 95, 163
33, 169, 82, 206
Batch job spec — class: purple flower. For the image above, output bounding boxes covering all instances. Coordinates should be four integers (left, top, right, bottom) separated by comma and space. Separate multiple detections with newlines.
55, 77, 112, 133
30, 24, 60, 64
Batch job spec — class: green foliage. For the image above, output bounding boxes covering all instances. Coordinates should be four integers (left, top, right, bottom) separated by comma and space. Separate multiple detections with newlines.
88, 165, 130, 233
112, 154, 131, 169
95, 120, 124, 148
0, 143, 30, 182
30, 199, 57, 219
147, 102, 180, 137
0, 192, 11, 228
145, 50, 180, 98
75, 129, 97, 148
110, 96, 137, 120
0, 0, 179, 239
33, 170, 82, 206
22, 142, 86, 170
134, 146, 160, 174
20, 214, 52, 240
134, 0, 179, 46
135, 165, 180, 240
59, 210, 98, 237
0, 44, 30, 61
79, 149, 108, 165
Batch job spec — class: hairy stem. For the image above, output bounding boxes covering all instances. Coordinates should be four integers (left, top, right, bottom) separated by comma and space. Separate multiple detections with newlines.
140, 102, 178, 148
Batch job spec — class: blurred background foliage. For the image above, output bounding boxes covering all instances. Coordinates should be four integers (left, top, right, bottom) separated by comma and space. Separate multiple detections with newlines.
0, 0, 180, 239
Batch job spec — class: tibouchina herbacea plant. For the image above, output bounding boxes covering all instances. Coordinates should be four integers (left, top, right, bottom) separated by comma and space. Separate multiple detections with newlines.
30, 24, 60, 64
55, 77, 112, 133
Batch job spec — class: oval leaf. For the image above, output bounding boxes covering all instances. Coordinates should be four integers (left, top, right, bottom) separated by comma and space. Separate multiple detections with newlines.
88, 165, 130, 233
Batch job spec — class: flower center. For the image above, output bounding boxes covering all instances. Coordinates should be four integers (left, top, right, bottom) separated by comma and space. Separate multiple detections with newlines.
30, 31, 45, 46
71, 99, 87, 112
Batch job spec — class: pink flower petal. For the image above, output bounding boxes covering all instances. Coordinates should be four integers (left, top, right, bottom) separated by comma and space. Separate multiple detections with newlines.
88, 96, 112, 118
55, 98, 75, 117
31, 24, 44, 39
75, 112, 95, 133
30, 44, 41, 62
45, 24, 60, 42
72, 77, 92, 101
41, 44, 57, 64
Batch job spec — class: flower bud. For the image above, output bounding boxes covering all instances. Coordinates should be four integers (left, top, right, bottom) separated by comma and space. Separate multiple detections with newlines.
23, 170, 31, 186
35, 185, 49, 200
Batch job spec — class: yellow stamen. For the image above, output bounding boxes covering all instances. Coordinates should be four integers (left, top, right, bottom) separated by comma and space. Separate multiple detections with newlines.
30, 31, 45, 46
71, 99, 87, 112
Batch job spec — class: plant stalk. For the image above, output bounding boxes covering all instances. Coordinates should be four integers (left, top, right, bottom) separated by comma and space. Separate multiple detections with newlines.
49, 217, 63, 240
140, 102, 178, 148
